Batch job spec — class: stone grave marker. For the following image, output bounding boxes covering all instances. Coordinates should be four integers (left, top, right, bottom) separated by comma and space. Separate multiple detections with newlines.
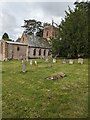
35, 60, 37, 65
69, 59, 74, 64
48, 55, 52, 67
30, 59, 33, 65
53, 58, 56, 63
22, 58, 26, 73
45, 57, 49, 62
62, 58, 66, 64
78, 58, 83, 64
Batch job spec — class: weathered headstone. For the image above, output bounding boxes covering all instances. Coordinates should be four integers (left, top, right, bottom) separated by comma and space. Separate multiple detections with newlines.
35, 60, 37, 65
48, 55, 52, 67
78, 58, 83, 64
53, 58, 56, 63
22, 58, 26, 72
62, 58, 66, 64
69, 59, 74, 64
30, 59, 32, 65
45, 58, 49, 62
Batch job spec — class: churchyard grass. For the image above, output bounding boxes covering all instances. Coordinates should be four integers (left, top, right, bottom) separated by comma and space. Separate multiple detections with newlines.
2, 59, 88, 118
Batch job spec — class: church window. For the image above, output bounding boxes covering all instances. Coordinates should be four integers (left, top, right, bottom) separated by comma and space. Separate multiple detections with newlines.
39, 49, 41, 56
43, 50, 46, 56
17, 46, 20, 51
33, 49, 36, 56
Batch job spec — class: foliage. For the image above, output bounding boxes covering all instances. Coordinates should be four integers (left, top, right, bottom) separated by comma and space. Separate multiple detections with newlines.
2, 33, 12, 41
51, 37, 61, 57
59, 2, 89, 58
22, 19, 43, 37
2, 33, 9, 40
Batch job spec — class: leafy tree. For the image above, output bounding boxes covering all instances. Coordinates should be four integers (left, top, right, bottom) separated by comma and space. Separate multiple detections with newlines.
2, 33, 12, 41
22, 19, 43, 37
59, 1, 89, 58
2, 33, 9, 40
51, 37, 61, 57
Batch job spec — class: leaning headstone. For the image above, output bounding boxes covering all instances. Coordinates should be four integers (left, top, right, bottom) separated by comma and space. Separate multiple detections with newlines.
35, 60, 37, 65
53, 58, 56, 63
30, 59, 32, 65
78, 58, 83, 64
69, 59, 74, 64
45, 57, 49, 62
63, 58, 66, 64
48, 55, 52, 67
22, 58, 26, 73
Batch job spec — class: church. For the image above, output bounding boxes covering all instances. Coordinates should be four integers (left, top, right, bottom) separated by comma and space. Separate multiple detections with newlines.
0, 20, 59, 61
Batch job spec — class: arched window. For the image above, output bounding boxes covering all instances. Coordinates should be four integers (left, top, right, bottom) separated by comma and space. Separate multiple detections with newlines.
48, 51, 50, 56
39, 49, 41, 56
43, 49, 46, 56
17, 46, 20, 51
33, 49, 36, 56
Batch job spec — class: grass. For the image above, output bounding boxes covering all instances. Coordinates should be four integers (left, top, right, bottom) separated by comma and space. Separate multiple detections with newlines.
1, 58, 88, 118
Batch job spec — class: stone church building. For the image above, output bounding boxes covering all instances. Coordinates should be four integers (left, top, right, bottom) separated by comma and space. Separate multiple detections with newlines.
0, 22, 59, 61
0, 34, 50, 61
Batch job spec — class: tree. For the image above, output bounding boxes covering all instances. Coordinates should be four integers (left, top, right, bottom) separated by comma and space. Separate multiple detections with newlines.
59, 1, 89, 58
2, 33, 9, 40
2, 33, 12, 41
22, 19, 43, 37
51, 37, 61, 57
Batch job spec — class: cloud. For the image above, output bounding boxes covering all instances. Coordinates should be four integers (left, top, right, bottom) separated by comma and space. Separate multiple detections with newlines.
0, 2, 74, 40
34, 2, 74, 17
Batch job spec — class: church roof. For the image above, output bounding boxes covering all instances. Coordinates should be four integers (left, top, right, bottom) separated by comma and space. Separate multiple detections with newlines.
16, 37, 21, 42
25, 34, 50, 48
6, 41, 28, 46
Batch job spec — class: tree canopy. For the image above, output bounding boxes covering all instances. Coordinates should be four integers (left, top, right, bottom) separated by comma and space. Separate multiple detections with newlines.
2, 33, 12, 41
2, 33, 9, 40
22, 19, 43, 37
59, 1, 89, 58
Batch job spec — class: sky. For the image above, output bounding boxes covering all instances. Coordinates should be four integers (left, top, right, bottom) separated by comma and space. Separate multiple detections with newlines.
0, 1, 75, 40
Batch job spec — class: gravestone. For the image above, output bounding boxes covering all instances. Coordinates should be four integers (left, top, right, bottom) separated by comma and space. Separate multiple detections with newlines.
35, 60, 37, 65
53, 58, 56, 63
62, 58, 66, 64
69, 59, 74, 64
48, 55, 52, 67
45, 58, 49, 62
78, 58, 83, 64
30, 59, 32, 65
22, 58, 26, 72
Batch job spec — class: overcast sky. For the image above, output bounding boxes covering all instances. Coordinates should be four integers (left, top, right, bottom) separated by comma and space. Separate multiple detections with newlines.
0, 2, 75, 40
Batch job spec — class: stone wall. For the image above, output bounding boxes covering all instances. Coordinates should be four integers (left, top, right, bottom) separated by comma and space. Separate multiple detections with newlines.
20, 33, 29, 44
7, 43, 28, 60
0, 40, 50, 61
0, 41, 8, 61
43, 25, 59, 39
28, 47, 49, 58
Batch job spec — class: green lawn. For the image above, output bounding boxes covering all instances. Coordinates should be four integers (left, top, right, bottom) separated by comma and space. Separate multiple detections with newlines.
2, 59, 88, 118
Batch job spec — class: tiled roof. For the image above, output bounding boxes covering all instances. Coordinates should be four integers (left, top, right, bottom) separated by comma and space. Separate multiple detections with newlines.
6, 41, 27, 46
26, 34, 50, 48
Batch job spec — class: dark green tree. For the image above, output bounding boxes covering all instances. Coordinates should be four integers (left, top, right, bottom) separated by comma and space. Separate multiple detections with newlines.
59, 1, 89, 58
2, 33, 9, 40
51, 37, 61, 57
22, 19, 43, 37
2, 33, 12, 41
